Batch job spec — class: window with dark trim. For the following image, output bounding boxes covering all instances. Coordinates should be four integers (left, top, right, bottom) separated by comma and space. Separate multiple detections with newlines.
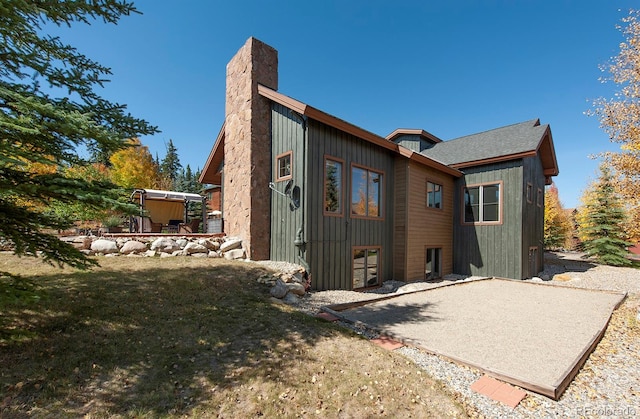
353, 247, 380, 289
526, 183, 533, 204
427, 181, 443, 209
464, 183, 501, 223
324, 157, 343, 215
351, 165, 383, 218
275, 151, 292, 181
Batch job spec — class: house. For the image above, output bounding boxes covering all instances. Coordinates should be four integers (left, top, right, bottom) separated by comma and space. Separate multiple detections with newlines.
199, 37, 559, 290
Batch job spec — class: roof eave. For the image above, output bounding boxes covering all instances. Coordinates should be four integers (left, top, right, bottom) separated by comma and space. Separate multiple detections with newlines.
199, 123, 225, 185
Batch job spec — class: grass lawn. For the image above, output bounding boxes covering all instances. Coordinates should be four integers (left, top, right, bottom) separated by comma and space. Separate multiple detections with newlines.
0, 253, 467, 418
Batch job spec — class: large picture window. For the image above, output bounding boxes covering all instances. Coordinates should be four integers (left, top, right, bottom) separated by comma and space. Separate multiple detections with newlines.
464, 183, 501, 223
427, 181, 442, 209
351, 165, 383, 218
353, 247, 380, 289
324, 157, 343, 215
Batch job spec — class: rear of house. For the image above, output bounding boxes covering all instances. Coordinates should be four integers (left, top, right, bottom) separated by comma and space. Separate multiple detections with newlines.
199, 37, 559, 290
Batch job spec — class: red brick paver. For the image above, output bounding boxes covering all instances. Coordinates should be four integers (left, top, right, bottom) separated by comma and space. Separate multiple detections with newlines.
371, 336, 404, 350
471, 375, 527, 408
315, 312, 339, 322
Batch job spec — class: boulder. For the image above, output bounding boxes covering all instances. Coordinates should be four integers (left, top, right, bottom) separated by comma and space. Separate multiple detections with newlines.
90, 239, 119, 254
176, 239, 189, 248
192, 253, 208, 258
270, 279, 288, 299
224, 248, 245, 260
150, 237, 180, 253
120, 240, 147, 254
283, 292, 301, 304
143, 250, 157, 257
199, 239, 220, 251
208, 251, 222, 258
183, 242, 208, 254
160, 252, 176, 258
286, 282, 306, 296
220, 238, 242, 252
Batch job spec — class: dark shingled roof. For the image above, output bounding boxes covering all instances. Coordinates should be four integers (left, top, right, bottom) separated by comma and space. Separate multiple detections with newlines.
420, 119, 549, 166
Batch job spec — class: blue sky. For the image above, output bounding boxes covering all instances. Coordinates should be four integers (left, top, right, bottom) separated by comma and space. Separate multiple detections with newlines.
52, 1, 637, 208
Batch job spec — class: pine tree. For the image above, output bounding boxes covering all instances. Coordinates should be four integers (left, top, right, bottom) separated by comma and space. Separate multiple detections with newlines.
0, 1, 157, 269
160, 139, 182, 189
577, 165, 633, 266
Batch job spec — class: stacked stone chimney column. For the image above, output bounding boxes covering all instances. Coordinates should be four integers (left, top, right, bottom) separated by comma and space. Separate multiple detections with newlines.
223, 37, 278, 260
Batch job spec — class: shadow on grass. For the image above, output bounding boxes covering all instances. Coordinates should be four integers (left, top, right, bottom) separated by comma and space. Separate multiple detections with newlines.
0, 259, 355, 416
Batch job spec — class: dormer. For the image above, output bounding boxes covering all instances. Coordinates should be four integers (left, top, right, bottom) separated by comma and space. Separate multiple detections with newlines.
386, 128, 442, 153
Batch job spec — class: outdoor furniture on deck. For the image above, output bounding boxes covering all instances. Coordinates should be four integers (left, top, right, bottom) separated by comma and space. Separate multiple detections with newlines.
178, 219, 200, 234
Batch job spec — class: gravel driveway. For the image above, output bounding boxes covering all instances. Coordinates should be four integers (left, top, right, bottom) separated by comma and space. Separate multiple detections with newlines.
285, 252, 640, 417
329, 278, 625, 400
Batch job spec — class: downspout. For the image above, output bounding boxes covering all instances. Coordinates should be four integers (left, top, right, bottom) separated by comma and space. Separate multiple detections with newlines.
290, 110, 309, 272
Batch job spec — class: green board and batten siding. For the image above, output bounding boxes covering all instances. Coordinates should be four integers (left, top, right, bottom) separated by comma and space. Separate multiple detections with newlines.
270, 103, 395, 290
453, 160, 524, 279
270, 104, 305, 264
453, 157, 547, 279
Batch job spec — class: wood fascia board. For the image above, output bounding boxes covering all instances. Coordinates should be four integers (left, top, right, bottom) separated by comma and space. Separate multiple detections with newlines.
386, 128, 443, 143
450, 151, 538, 169
199, 123, 225, 184
258, 84, 398, 153
259, 84, 463, 179
536, 126, 560, 177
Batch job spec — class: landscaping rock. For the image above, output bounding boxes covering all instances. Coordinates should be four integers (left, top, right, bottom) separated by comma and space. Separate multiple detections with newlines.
160, 252, 176, 258
183, 242, 208, 254
270, 279, 288, 299
143, 250, 157, 257
191, 253, 208, 258
176, 239, 189, 248
199, 239, 220, 251
283, 292, 301, 304
286, 282, 306, 296
220, 238, 242, 252
150, 237, 180, 253
120, 240, 147, 254
208, 251, 222, 258
91, 239, 119, 254
224, 248, 245, 260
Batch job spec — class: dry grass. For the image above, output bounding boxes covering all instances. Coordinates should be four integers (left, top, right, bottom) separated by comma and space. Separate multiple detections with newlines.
0, 253, 466, 418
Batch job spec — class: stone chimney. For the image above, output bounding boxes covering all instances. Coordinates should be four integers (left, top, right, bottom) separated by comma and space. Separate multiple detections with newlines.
224, 37, 277, 260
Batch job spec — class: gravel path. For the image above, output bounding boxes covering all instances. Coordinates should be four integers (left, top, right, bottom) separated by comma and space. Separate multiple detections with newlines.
275, 252, 640, 418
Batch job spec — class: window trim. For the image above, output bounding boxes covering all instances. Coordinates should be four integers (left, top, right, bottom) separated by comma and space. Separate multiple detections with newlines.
350, 163, 385, 221
323, 155, 344, 217
461, 181, 503, 225
526, 182, 533, 204
352, 245, 382, 290
275, 150, 293, 182
426, 179, 443, 210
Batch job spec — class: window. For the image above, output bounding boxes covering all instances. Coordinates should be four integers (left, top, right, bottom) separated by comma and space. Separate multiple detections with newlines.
324, 157, 343, 215
351, 165, 383, 218
353, 247, 380, 289
464, 183, 501, 223
427, 181, 442, 209
425, 248, 442, 280
526, 183, 533, 204
275, 151, 292, 181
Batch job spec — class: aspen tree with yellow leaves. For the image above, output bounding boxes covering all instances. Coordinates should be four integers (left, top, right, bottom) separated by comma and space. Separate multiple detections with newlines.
590, 9, 640, 244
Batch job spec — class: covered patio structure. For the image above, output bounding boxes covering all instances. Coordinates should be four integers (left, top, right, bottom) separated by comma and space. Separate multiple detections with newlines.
130, 189, 207, 233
